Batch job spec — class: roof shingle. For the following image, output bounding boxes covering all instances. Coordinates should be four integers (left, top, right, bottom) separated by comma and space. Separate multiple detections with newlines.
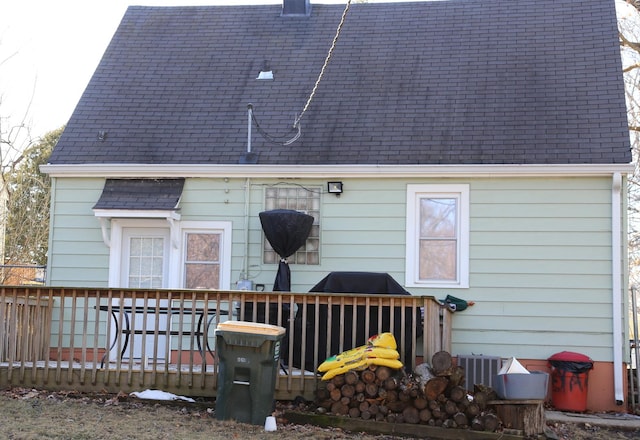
49, 0, 632, 166
93, 178, 184, 211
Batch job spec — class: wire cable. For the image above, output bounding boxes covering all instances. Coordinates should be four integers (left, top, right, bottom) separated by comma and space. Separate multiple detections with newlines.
251, 0, 353, 146
293, 0, 352, 129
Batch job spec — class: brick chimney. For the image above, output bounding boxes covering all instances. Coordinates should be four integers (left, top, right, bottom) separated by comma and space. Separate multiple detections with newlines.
282, 0, 311, 16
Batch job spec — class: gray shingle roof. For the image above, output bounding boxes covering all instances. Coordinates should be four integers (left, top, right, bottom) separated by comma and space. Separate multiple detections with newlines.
93, 179, 184, 210
49, 0, 632, 166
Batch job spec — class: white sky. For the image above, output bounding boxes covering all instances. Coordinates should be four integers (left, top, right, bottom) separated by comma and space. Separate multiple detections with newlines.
0, 0, 358, 138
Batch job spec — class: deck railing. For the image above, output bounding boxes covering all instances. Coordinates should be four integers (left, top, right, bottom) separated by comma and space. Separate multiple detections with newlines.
0, 286, 452, 400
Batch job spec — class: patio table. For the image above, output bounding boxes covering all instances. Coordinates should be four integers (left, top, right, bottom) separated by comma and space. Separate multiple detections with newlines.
97, 304, 229, 368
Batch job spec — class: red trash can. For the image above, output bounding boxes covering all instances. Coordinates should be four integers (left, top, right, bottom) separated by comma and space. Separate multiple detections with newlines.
548, 351, 593, 412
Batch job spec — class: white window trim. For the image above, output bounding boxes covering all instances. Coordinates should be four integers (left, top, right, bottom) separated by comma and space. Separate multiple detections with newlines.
107, 218, 232, 289
94, 209, 181, 248
405, 184, 469, 289
179, 221, 232, 290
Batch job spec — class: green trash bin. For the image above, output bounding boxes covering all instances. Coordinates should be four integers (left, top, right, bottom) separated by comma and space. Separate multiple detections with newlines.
215, 321, 286, 425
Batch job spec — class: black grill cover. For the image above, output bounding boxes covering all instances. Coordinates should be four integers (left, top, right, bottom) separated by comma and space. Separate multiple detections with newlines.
286, 272, 423, 371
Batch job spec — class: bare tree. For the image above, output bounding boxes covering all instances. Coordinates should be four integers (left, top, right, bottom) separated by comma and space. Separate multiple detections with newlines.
3, 127, 60, 284
618, 0, 640, 287
0, 43, 49, 284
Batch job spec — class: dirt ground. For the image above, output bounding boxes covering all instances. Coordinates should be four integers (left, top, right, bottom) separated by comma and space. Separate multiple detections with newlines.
0, 387, 638, 440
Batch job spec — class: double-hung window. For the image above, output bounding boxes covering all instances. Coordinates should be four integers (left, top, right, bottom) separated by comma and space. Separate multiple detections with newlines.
181, 223, 231, 289
406, 184, 469, 288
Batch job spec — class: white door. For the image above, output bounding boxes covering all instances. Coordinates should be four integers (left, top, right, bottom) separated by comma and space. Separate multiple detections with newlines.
114, 227, 170, 364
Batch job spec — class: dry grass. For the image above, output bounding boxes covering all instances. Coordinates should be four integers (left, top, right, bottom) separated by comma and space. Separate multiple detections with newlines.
0, 387, 637, 440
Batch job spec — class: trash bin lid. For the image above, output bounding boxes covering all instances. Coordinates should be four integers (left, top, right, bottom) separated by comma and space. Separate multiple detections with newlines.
217, 320, 285, 336
548, 351, 592, 362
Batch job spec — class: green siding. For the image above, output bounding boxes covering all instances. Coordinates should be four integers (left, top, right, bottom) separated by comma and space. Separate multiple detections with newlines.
47, 176, 626, 362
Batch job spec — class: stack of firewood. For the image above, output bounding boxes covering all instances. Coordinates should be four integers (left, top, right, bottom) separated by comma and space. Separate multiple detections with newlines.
315, 350, 501, 432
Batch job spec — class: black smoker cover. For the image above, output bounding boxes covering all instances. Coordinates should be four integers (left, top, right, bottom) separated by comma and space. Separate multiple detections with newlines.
259, 209, 314, 291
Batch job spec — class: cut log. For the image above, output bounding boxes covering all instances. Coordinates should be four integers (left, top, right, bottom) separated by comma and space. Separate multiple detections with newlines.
448, 365, 466, 387
330, 388, 342, 401
341, 384, 355, 398
444, 399, 458, 415
470, 417, 484, 431
402, 406, 420, 424
331, 374, 345, 387
384, 377, 399, 391
419, 408, 432, 422
481, 413, 500, 432
473, 384, 498, 402
473, 391, 489, 410
465, 402, 480, 418
387, 400, 407, 413
490, 399, 545, 437
448, 385, 466, 403
361, 369, 376, 384
361, 410, 371, 420
431, 351, 453, 374
375, 366, 392, 381
344, 370, 359, 385
423, 376, 448, 400
413, 397, 428, 410
456, 396, 470, 410
355, 381, 366, 394
358, 401, 370, 413
348, 407, 361, 418
330, 401, 348, 415
365, 383, 379, 397
431, 407, 446, 420
453, 411, 469, 428
442, 419, 457, 429
384, 390, 398, 403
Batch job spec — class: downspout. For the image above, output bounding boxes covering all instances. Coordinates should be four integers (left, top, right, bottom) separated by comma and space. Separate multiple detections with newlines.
240, 104, 253, 282
612, 172, 624, 405
45, 177, 58, 286
242, 177, 251, 281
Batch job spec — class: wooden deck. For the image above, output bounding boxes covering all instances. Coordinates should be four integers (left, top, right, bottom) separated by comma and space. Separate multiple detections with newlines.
0, 287, 452, 400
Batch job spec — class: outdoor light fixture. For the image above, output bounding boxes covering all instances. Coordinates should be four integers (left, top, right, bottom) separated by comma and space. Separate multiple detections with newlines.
327, 181, 343, 195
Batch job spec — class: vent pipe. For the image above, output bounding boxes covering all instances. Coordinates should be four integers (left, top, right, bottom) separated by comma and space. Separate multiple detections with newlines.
239, 104, 258, 164
282, 0, 311, 17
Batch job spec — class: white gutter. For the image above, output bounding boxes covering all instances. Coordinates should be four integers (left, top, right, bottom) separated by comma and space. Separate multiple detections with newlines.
40, 163, 635, 178
612, 172, 624, 405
